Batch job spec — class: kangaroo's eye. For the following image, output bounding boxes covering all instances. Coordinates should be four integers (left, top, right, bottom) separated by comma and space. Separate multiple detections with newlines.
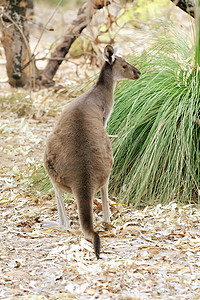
123, 65, 127, 69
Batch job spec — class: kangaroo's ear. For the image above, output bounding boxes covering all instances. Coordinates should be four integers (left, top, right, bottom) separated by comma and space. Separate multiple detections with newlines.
113, 43, 119, 55
103, 45, 115, 64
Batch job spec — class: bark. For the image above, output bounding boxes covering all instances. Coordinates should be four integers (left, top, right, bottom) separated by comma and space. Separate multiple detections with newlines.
39, 0, 111, 87
0, 0, 36, 87
170, 0, 195, 17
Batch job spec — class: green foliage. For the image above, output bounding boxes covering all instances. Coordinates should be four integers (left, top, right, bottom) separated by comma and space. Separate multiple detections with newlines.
29, 165, 54, 199
108, 25, 200, 207
133, 0, 170, 21
195, 0, 200, 65
118, 0, 170, 26
69, 38, 92, 57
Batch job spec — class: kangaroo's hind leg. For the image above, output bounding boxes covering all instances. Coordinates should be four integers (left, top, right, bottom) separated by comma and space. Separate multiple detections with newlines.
101, 180, 111, 223
42, 183, 69, 229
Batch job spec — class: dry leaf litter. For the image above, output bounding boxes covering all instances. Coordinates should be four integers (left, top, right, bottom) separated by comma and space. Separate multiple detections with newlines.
1, 189, 200, 299
1, 95, 200, 299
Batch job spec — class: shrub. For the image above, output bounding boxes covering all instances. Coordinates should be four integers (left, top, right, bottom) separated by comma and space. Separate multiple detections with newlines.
108, 25, 200, 206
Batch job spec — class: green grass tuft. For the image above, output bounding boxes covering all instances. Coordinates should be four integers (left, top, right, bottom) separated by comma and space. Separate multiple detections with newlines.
108, 25, 200, 207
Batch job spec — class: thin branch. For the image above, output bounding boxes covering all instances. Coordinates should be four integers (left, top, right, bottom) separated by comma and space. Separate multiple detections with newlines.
32, 0, 63, 55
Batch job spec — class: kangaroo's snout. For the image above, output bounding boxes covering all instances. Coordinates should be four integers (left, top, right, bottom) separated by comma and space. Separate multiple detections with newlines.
133, 68, 141, 79
111, 55, 141, 82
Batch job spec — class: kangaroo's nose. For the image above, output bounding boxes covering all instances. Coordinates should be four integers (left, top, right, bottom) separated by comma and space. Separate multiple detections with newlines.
135, 69, 141, 78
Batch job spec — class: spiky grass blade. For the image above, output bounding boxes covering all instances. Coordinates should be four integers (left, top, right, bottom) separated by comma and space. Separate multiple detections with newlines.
195, 0, 200, 65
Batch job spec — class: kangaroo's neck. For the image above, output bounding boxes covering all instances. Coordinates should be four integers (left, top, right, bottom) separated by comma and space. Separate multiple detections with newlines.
95, 62, 116, 127
96, 62, 115, 91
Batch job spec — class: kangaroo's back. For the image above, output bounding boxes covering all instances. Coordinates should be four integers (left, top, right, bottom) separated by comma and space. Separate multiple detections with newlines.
44, 89, 113, 193
43, 45, 140, 259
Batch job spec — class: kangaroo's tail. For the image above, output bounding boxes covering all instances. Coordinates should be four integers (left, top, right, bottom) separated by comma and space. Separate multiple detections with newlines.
93, 231, 101, 259
74, 187, 101, 259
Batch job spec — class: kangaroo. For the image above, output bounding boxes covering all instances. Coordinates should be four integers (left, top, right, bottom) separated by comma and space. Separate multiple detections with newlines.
43, 45, 140, 259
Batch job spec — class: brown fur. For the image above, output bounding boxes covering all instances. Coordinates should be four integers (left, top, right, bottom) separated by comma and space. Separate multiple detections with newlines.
44, 45, 140, 259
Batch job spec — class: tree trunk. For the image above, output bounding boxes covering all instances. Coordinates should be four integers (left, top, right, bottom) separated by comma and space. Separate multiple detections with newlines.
0, 0, 36, 87
170, 0, 195, 17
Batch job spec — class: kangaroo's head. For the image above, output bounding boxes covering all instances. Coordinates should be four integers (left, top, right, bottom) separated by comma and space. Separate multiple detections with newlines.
103, 45, 141, 81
